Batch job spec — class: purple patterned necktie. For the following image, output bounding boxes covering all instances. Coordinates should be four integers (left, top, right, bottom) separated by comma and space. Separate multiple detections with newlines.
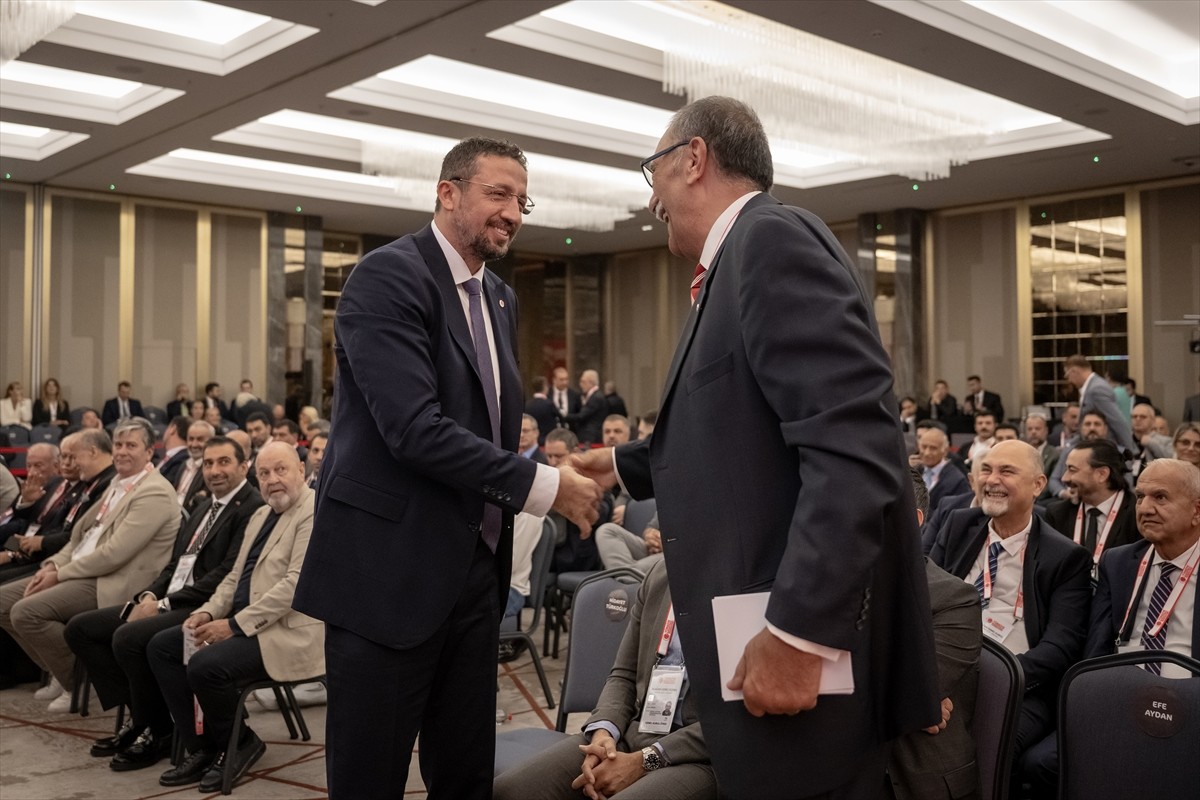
464, 278, 501, 552
1140, 563, 1179, 675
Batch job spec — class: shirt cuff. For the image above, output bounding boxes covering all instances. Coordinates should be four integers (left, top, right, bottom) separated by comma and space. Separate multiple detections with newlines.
583, 721, 621, 745
652, 741, 670, 766
765, 623, 848, 662
522, 463, 559, 517
611, 448, 631, 499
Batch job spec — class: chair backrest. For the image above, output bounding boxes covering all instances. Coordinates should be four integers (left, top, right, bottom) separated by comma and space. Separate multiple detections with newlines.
68, 407, 91, 426
951, 432, 975, 453
1058, 650, 1200, 800
2, 425, 30, 445
503, 518, 556, 636
143, 405, 167, 424
28, 425, 62, 444
623, 497, 657, 536
556, 567, 644, 731
970, 638, 1024, 800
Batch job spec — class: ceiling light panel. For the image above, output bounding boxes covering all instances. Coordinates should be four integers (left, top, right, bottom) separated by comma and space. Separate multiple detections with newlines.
0, 61, 183, 124
0, 121, 89, 160
44, 0, 318, 75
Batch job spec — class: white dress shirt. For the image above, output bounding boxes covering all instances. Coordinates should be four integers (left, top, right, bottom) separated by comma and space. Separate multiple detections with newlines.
1118, 540, 1198, 679
966, 517, 1033, 655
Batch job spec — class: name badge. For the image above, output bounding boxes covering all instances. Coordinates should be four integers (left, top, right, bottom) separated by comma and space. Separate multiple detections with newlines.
72, 524, 105, 561
23, 523, 41, 537
167, 553, 198, 595
982, 613, 1015, 645
183, 625, 200, 666
639, 664, 685, 735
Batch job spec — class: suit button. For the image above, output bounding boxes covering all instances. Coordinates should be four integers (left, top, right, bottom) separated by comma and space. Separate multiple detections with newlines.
854, 620, 864, 630
503, 493, 511, 502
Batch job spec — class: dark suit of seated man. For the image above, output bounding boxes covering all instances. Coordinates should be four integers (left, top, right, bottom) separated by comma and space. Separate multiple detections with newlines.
929, 441, 1092, 760
494, 558, 716, 800
64, 436, 263, 772
101, 381, 145, 427
545, 429, 610, 573
147, 443, 322, 793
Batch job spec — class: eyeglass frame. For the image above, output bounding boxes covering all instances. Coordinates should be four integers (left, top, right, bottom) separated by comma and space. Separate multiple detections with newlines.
448, 178, 534, 215
640, 140, 690, 187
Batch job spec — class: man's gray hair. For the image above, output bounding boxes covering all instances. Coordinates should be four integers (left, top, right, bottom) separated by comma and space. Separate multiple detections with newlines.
667, 96, 773, 192
113, 418, 156, 449
1142, 458, 1200, 498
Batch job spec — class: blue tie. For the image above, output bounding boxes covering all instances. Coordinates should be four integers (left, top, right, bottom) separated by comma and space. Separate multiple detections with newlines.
974, 541, 1004, 609
464, 278, 501, 552
1140, 563, 1179, 675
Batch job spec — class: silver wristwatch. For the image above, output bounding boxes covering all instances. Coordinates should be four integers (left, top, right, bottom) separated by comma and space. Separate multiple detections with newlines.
157, 598, 171, 613
641, 746, 664, 772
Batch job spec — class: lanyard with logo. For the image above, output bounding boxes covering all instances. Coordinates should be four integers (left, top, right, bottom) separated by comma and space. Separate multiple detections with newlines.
92, 464, 153, 526
981, 540, 1027, 645
65, 475, 104, 526
1116, 542, 1200, 645
1073, 493, 1124, 563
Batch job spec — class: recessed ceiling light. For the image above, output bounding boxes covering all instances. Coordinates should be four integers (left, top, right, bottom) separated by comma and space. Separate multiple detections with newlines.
2, 61, 141, 99
0, 121, 52, 138
74, 0, 271, 45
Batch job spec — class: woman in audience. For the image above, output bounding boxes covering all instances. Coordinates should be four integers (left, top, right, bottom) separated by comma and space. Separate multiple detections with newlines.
31, 378, 70, 429
189, 399, 206, 421
1, 382, 32, 429
1173, 422, 1200, 469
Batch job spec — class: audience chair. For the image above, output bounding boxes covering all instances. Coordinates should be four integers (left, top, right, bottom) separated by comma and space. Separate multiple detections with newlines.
2, 425, 30, 446
495, 568, 644, 776
142, 406, 167, 424
69, 660, 92, 717
1057, 650, 1200, 800
28, 425, 62, 444
950, 432, 975, 453
5, 449, 26, 471
499, 517, 557, 708
971, 638, 1024, 800
622, 497, 657, 538
68, 407, 92, 427
221, 676, 326, 795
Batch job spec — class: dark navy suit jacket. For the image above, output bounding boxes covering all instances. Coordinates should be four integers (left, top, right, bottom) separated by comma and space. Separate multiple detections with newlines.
294, 224, 535, 649
613, 194, 938, 798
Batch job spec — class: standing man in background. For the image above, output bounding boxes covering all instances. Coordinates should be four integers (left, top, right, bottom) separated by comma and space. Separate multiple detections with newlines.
293, 137, 601, 800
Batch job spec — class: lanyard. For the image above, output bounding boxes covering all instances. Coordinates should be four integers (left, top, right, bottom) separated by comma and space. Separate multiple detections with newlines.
1117, 542, 1200, 641
65, 475, 102, 525
93, 464, 152, 525
982, 539, 1028, 621
657, 604, 676, 658
1073, 493, 1124, 563
34, 480, 70, 525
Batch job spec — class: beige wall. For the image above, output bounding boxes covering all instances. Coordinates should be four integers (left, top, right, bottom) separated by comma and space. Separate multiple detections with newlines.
1, 189, 29, 391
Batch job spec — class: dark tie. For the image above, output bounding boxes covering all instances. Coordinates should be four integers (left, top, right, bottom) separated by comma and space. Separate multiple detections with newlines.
690, 263, 706, 304
464, 278, 501, 552
232, 511, 280, 614
1140, 563, 1179, 675
1083, 507, 1103, 552
189, 501, 223, 554
974, 541, 1004, 609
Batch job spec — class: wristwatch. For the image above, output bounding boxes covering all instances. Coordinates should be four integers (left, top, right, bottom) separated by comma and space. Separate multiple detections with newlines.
641, 746, 664, 772
157, 598, 171, 613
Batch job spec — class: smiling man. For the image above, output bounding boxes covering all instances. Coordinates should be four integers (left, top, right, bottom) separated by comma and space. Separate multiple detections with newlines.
292, 136, 602, 800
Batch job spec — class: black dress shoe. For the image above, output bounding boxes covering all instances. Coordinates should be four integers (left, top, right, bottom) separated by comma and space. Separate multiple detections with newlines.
90, 719, 137, 757
198, 730, 265, 793
109, 728, 172, 771
158, 749, 216, 787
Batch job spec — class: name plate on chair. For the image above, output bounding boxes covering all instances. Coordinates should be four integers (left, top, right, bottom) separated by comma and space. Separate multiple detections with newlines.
1134, 686, 1185, 737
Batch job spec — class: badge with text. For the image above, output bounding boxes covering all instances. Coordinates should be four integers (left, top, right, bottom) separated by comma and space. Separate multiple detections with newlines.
639, 664, 685, 734
982, 613, 1015, 645
167, 554, 198, 595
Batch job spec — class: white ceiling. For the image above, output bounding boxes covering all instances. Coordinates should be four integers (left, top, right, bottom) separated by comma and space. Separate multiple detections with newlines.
1, 0, 1197, 257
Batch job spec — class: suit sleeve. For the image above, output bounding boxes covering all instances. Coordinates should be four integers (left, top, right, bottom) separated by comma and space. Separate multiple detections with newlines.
926, 562, 982, 697
55, 485, 180, 581
614, 439, 654, 501
738, 211, 907, 648
1018, 543, 1092, 692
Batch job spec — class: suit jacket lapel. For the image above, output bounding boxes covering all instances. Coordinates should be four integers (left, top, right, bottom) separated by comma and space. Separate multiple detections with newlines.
1022, 519, 1043, 644
415, 226, 482, 389
196, 484, 251, 554
258, 497, 298, 562
953, 517, 990, 579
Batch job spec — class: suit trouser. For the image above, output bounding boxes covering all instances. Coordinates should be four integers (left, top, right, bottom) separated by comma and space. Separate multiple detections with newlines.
64, 604, 190, 733
493, 732, 718, 800
0, 575, 96, 688
324, 538, 499, 800
146, 624, 267, 753
594, 523, 664, 573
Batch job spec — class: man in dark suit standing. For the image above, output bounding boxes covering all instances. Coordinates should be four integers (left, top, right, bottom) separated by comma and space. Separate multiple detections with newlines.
549, 366, 579, 422
564, 369, 607, 445
929, 441, 1092, 760
573, 97, 938, 799
524, 377, 559, 445
165, 384, 191, 422
101, 381, 145, 427
291, 137, 601, 800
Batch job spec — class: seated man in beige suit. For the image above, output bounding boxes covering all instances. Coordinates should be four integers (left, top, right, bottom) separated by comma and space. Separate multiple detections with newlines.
147, 442, 321, 793
0, 420, 180, 711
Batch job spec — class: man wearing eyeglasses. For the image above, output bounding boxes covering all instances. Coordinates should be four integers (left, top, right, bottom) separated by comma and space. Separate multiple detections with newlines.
571, 97, 939, 799
293, 137, 603, 800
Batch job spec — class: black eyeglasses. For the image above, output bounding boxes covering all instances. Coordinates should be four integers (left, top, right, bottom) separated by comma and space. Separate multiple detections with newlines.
640, 141, 689, 187
450, 178, 534, 215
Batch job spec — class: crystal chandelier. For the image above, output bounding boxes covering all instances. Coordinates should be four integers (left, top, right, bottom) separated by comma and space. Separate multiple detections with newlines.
1, 0, 76, 65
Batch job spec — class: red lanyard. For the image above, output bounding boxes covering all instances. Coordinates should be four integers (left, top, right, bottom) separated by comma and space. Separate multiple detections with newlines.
982, 538, 1028, 621
34, 480, 70, 524
1073, 493, 1124, 563
1118, 542, 1200, 640
93, 464, 152, 525
657, 604, 676, 658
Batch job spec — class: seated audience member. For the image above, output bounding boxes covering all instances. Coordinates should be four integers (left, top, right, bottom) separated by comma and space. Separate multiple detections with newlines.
1130, 403, 1173, 482
961, 374, 1004, 423
1, 381, 33, 429
993, 423, 1019, 442
156, 416, 192, 486
1050, 403, 1080, 449
636, 410, 657, 441
0, 443, 62, 537
189, 399, 206, 421
203, 404, 224, 431
0, 420, 179, 710
0, 432, 115, 584
1173, 422, 1200, 470
31, 378, 70, 429
1122, 376, 1152, 409
1062, 354, 1135, 454
1154, 415, 1171, 438
899, 396, 918, 432
595, 510, 663, 574
243, 411, 272, 461
922, 458, 983, 556
503, 511, 545, 629
929, 441, 1091, 759
298, 406, 320, 431
915, 426, 971, 515
175, 421, 215, 513
147, 442, 320, 791
271, 403, 286, 425
305, 431, 328, 488
272, 418, 307, 462
165, 383, 192, 421
102, 381, 144, 427
202, 382, 232, 422
493, 558, 716, 800
1045, 440, 1142, 571
889, 469, 981, 800
564, 369, 607, 446
0, 463, 16, 509
226, 430, 257, 489
239, 379, 255, 395
525, 376, 560, 445
63, 436, 263, 771
603, 381, 629, 419
921, 379, 958, 423
1023, 413, 1059, 489
518, 414, 546, 464
303, 418, 330, 442
1047, 410, 1110, 499
544, 429, 610, 573
1019, 458, 1200, 798
963, 411, 997, 465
